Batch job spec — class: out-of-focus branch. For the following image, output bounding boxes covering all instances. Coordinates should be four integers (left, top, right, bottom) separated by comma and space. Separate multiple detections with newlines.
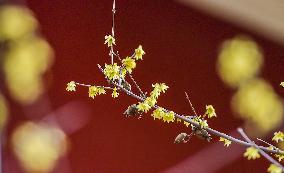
238, 128, 284, 171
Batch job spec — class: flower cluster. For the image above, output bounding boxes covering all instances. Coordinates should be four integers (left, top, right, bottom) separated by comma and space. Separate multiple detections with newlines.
122, 57, 136, 73
191, 116, 208, 129
88, 86, 106, 99
103, 63, 121, 81
136, 83, 169, 114
151, 108, 175, 123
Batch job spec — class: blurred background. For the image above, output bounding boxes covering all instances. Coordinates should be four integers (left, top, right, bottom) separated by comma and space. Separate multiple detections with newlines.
0, 0, 284, 172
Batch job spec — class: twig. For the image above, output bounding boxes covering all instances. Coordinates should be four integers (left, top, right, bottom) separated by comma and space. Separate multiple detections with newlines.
238, 128, 284, 170
113, 51, 146, 98
257, 138, 279, 151
75, 82, 114, 90
96, 64, 284, 155
110, 0, 116, 64
185, 92, 198, 116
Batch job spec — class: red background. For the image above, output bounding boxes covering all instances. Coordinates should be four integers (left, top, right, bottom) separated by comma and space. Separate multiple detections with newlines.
7, 0, 284, 172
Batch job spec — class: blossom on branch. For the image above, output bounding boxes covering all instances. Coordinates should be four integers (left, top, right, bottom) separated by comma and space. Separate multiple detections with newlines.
219, 137, 232, 147
104, 35, 115, 47
134, 45, 145, 60
103, 63, 120, 80
111, 87, 119, 98
122, 56, 136, 73
151, 108, 165, 120
163, 111, 175, 123
66, 81, 76, 91
137, 102, 151, 113
205, 105, 217, 118
272, 131, 284, 143
88, 86, 106, 99
244, 147, 260, 160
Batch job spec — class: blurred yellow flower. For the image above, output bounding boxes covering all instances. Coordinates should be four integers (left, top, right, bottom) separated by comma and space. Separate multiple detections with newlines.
217, 36, 263, 88
4, 37, 53, 104
0, 5, 38, 40
0, 93, 8, 130
267, 164, 282, 173
232, 78, 283, 135
12, 122, 68, 173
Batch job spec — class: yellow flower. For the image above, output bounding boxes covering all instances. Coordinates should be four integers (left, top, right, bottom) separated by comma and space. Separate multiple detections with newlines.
163, 111, 175, 123
151, 108, 165, 120
103, 63, 120, 80
176, 118, 182, 123
152, 83, 169, 93
134, 45, 145, 60
275, 154, 284, 162
144, 97, 157, 107
158, 83, 169, 93
219, 137, 232, 147
183, 116, 191, 127
199, 119, 208, 128
88, 86, 106, 99
111, 87, 119, 98
272, 131, 284, 143
244, 147, 260, 160
104, 35, 115, 47
192, 116, 209, 129
66, 81, 76, 91
150, 89, 161, 99
122, 57, 136, 73
137, 102, 151, 113
268, 164, 282, 173
205, 105, 217, 118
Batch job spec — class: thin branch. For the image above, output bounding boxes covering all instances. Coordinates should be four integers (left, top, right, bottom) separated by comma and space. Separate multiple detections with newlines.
110, 0, 116, 64
257, 138, 279, 150
113, 51, 146, 98
238, 128, 284, 170
185, 92, 198, 116
96, 64, 284, 155
112, 0, 116, 37
75, 82, 114, 90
